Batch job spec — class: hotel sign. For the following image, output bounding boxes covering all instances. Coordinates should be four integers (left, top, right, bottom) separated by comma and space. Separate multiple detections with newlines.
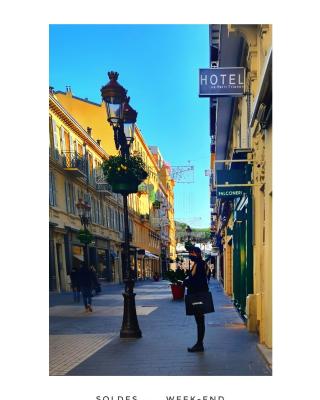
199, 67, 245, 97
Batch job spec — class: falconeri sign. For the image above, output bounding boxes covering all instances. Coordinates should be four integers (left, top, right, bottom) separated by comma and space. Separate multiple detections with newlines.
199, 67, 245, 97
216, 187, 249, 198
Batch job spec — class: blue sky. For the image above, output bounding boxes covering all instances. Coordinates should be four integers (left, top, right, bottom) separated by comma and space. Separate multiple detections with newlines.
49, 24, 210, 228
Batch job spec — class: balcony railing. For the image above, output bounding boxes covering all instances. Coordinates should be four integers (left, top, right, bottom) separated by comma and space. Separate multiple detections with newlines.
95, 168, 113, 194
61, 151, 87, 177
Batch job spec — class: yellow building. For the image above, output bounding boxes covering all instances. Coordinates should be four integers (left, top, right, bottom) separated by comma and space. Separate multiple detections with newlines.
149, 146, 177, 272
225, 24, 272, 351
49, 90, 125, 291
52, 87, 174, 282
210, 25, 272, 353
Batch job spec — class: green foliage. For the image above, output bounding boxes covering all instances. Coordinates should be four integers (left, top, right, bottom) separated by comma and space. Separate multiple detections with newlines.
77, 229, 93, 244
153, 200, 161, 209
102, 155, 148, 184
165, 268, 186, 284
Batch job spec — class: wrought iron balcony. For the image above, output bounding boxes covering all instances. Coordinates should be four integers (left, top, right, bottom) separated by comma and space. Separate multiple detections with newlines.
95, 168, 113, 195
150, 217, 161, 230
61, 151, 87, 178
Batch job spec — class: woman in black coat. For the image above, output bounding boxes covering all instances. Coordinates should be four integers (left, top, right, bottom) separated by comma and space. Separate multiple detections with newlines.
184, 246, 209, 352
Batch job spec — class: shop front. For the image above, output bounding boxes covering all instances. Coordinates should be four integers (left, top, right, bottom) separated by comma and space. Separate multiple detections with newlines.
216, 166, 253, 318
137, 249, 160, 279
232, 195, 253, 317
63, 227, 114, 283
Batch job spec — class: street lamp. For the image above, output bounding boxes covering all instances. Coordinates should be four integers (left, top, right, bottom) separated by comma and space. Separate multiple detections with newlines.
76, 199, 91, 268
101, 71, 141, 338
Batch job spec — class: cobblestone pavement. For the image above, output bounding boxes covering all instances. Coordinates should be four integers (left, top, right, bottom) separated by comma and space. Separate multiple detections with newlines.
49, 279, 271, 376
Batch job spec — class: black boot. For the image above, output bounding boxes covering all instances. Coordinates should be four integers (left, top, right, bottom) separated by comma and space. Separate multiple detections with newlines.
187, 343, 204, 352
188, 312, 205, 352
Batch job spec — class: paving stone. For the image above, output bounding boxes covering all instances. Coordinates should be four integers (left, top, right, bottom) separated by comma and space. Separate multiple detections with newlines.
50, 279, 271, 376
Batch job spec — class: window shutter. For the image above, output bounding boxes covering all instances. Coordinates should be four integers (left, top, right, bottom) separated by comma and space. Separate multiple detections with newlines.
90, 198, 95, 223
110, 208, 114, 230
96, 198, 99, 224
49, 171, 53, 205
52, 172, 56, 206
52, 120, 59, 149
65, 181, 70, 212
65, 130, 71, 152
113, 209, 116, 230
60, 126, 66, 153
105, 206, 109, 228
99, 201, 103, 225
71, 184, 75, 214
49, 115, 54, 153
109, 206, 112, 228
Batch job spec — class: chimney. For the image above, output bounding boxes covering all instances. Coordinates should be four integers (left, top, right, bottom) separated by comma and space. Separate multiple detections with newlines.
87, 127, 92, 136
96, 139, 101, 146
66, 85, 72, 96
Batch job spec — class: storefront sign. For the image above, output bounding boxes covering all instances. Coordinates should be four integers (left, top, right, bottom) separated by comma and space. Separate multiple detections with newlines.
217, 187, 247, 198
199, 67, 245, 97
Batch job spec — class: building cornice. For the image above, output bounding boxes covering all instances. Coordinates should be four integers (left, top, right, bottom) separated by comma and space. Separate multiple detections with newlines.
49, 93, 109, 160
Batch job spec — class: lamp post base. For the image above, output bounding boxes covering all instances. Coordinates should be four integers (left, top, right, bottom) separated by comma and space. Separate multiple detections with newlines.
120, 279, 142, 338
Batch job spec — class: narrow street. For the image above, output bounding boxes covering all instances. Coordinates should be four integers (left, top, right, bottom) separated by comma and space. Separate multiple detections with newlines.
49, 279, 271, 376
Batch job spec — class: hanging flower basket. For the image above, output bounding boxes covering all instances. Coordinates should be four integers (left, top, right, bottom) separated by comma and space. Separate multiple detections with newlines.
153, 200, 161, 209
102, 155, 148, 194
77, 229, 93, 244
111, 178, 143, 194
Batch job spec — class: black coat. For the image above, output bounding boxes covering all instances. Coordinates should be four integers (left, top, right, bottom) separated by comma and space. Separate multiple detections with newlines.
78, 266, 94, 289
70, 268, 80, 289
184, 259, 209, 295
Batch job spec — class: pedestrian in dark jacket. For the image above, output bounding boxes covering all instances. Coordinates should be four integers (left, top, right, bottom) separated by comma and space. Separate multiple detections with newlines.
184, 246, 209, 352
90, 265, 101, 295
78, 263, 94, 312
70, 266, 81, 303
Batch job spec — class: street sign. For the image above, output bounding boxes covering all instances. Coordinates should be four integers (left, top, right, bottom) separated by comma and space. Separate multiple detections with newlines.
199, 67, 245, 97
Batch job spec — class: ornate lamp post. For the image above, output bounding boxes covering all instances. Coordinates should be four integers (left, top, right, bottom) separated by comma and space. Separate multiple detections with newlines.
76, 199, 92, 267
101, 71, 142, 338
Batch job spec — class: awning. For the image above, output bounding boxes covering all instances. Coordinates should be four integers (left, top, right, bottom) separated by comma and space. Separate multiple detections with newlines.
144, 250, 159, 260
73, 254, 84, 262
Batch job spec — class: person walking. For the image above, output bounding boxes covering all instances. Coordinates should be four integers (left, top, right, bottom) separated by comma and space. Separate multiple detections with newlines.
70, 266, 81, 303
90, 265, 101, 296
78, 263, 94, 312
184, 246, 210, 352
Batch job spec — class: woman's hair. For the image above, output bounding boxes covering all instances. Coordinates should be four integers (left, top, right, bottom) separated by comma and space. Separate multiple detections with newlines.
190, 246, 202, 257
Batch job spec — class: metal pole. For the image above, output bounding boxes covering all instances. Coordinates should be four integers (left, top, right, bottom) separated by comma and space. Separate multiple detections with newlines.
119, 138, 142, 338
188, 234, 191, 272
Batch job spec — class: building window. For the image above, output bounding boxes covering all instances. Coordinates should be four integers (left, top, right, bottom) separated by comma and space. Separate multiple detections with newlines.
49, 171, 56, 206
98, 200, 103, 226
65, 180, 76, 214
52, 118, 60, 160
105, 206, 109, 228
107, 207, 112, 229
